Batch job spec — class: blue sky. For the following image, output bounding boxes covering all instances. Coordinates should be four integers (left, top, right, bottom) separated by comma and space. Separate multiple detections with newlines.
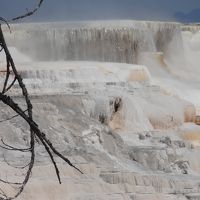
1, 0, 200, 22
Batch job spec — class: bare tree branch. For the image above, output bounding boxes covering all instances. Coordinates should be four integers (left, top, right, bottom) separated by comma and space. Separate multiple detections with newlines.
12, 0, 44, 21
0, 1, 83, 199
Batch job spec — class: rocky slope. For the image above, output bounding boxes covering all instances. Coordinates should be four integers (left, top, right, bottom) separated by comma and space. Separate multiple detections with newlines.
0, 21, 200, 200
0, 61, 198, 200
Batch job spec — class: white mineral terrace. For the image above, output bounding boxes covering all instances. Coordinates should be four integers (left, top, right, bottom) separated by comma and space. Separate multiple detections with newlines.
0, 21, 199, 200
3, 20, 182, 62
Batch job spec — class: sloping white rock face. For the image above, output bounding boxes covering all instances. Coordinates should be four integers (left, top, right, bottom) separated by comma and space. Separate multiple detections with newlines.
0, 61, 150, 95
3, 20, 181, 62
3, 20, 200, 112
0, 21, 199, 200
0, 59, 199, 200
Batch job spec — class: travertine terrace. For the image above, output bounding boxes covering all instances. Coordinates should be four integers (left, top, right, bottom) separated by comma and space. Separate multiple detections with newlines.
0, 20, 200, 200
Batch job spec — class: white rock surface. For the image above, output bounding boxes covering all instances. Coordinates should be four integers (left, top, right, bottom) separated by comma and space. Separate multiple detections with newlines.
0, 21, 199, 200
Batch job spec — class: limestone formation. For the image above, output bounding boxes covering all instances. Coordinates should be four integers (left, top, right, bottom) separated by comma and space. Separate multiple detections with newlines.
0, 21, 200, 200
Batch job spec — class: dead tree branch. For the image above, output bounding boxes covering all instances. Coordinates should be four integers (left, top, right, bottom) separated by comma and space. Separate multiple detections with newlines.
0, 1, 83, 199
12, 0, 44, 21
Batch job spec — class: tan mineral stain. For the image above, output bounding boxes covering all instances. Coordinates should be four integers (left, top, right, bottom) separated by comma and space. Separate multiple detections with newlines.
128, 69, 149, 82
182, 131, 200, 140
184, 104, 196, 123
